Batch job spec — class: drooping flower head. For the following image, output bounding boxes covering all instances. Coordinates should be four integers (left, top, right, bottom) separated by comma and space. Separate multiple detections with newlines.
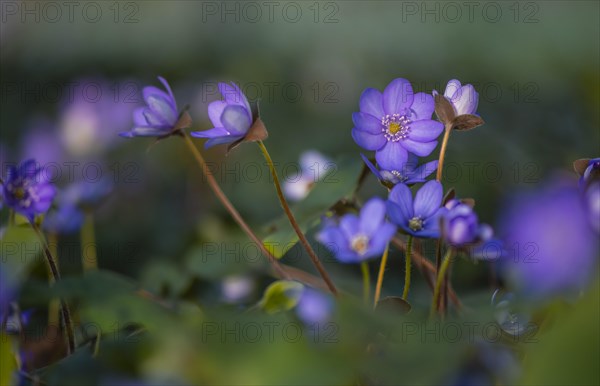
361, 154, 438, 187
283, 150, 333, 201
442, 199, 492, 247
441, 79, 479, 116
295, 287, 333, 325
2, 159, 56, 221
317, 198, 396, 263
499, 178, 599, 300
120, 77, 187, 138
386, 180, 447, 238
192, 82, 260, 149
352, 78, 444, 171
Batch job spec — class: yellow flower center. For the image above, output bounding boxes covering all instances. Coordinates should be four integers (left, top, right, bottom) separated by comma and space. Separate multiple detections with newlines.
388, 122, 401, 135
351, 234, 369, 255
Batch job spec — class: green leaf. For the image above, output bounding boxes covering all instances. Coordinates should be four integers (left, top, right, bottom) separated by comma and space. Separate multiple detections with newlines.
258, 280, 304, 314
263, 156, 363, 258
0, 334, 18, 386
0, 226, 40, 288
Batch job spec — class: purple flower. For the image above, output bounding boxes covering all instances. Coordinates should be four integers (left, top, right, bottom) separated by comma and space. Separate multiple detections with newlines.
61, 179, 113, 210
361, 153, 438, 186
120, 77, 179, 138
386, 181, 447, 238
351, 78, 444, 170
2, 159, 56, 221
499, 178, 599, 299
317, 198, 396, 263
580, 157, 600, 188
443, 199, 491, 247
191, 82, 253, 148
440, 79, 479, 116
283, 150, 332, 201
585, 181, 600, 234
295, 287, 333, 325
43, 204, 85, 234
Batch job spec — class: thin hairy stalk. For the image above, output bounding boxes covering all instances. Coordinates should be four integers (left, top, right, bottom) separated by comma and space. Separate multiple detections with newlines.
257, 140, 338, 295
431, 248, 454, 317
373, 244, 390, 308
361, 261, 370, 304
436, 123, 453, 181
402, 236, 413, 300
181, 133, 290, 279
31, 224, 76, 354
81, 212, 98, 271
47, 232, 60, 326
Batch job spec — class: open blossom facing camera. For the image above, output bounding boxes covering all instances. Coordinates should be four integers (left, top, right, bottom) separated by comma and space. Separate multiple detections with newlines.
441, 79, 479, 116
317, 198, 396, 263
2, 159, 55, 221
386, 180, 447, 238
352, 78, 444, 170
120, 77, 183, 138
191, 82, 254, 148
361, 154, 438, 187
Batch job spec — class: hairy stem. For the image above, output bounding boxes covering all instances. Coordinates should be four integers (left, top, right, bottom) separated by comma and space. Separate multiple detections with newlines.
182, 133, 290, 280
436, 123, 453, 181
373, 243, 390, 308
431, 248, 454, 318
361, 261, 370, 304
81, 212, 98, 271
257, 140, 338, 295
402, 236, 413, 300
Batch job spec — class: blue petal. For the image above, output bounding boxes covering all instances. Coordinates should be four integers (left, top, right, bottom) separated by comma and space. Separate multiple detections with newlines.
453, 84, 479, 115
360, 154, 384, 181
352, 128, 386, 151
414, 180, 443, 219
406, 160, 438, 183
444, 79, 462, 99
204, 136, 242, 149
359, 198, 386, 236
352, 112, 382, 135
219, 82, 251, 116
359, 88, 384, 118
375, 141, 408, 170
410, 92, 435, 120
408, 120, 444, 142
339, 214, 360, 240
221, 105, 252, 135
144, 90, 177, 125
208, 100, 227, 128
133, 107, 148, 126
190, 127, 230, 139
387, 183, 414, 221
368, 222, 397, 255
383, 78, 414, 115
401, 139, 438, 157
127, 126, 170, 137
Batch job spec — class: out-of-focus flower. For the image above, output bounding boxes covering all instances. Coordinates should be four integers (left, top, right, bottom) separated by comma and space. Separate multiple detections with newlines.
43, 204, 85, 234
21, 117, 65, 167
120, 77, 186, 138
283, 150, 332, 201
221, 276, 254, 303
351, 78, 443, 170
443, 199, 492, 247
386, 181, 446, 238
317, 198, 396, 263
361, 153, 438, 187
441, 79, 479, 116
585, 181, 600, 233
192, 82, 256, 148
574, 157, 600, 188
61, 80, 137, 155
499, 178, 599, 299
295, 287, 333, 325
1, 159, 55, 221
61, 179, 113, 210
433, 79, 484, 131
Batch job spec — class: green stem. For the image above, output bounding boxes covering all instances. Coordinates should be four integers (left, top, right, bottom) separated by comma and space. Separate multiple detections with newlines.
436, 123, 453, 182
257, 140, 338, 296
47, 232, 60, 327
31, 223, 76, 354
373, 243, 390, 308
81, 212, 98, 271
8, 210, 15, 227
431, 248, 454, 318
361, 261, 370, 304
402, 236, 413, 300
182, 133, 290, 280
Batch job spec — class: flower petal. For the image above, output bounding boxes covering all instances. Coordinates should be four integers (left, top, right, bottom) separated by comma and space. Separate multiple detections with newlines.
375, 141, 408, 170
352, 112, 383, 134
190, 127, 230, 139
453, 84, 479, 115
126, 126, 170, 137
410, 92, 435, 120
340, 214, 360, 240
317, 226, 351, 258
133, 107, 148, 126
360, 154, 383, 181
221, 105, 252, 135
359, 198, 386, 236
388, 183, 414, 221
157, 76, 176, 103
369, 222, 397, 254
409, 120, 444, 142
444, 79, 462, 99
204, 136, 242, 149
414, 180, 443, 219
219, 82, 251, 116
352, 128, 386, 151
406, 160, 438, 183
401, 139, 438, 157
208, 100, 227, 128
383, 78, 414, 115
359, 88, 384, 118
143, 90, 177, 125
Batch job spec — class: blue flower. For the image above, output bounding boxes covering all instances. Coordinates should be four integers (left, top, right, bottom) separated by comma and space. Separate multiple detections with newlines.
443, 199, 492, 247
441, 79, 479, 116
295, 287, 333, 325
2, 159, 55, 221
580, 157, 600, 188
361, 153, 438, 186
499, 178, 599, 299
120, 77, 181, 138
61, 179, 113, 210
386, 181, 447, 238
191, 82, 254, 148
351, 78, 443, 171
317, 198, 396, 263
43, 204, 85, 234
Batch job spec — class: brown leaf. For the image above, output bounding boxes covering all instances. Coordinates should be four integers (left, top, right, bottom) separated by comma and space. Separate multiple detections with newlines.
442, 187, 456, 205
173, 110, 193, 131
461, 198, 476, 208
452, 114, 484, 131
226, 116, 269, 154
434, 93, 456, 125
573, 158, 590, 176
